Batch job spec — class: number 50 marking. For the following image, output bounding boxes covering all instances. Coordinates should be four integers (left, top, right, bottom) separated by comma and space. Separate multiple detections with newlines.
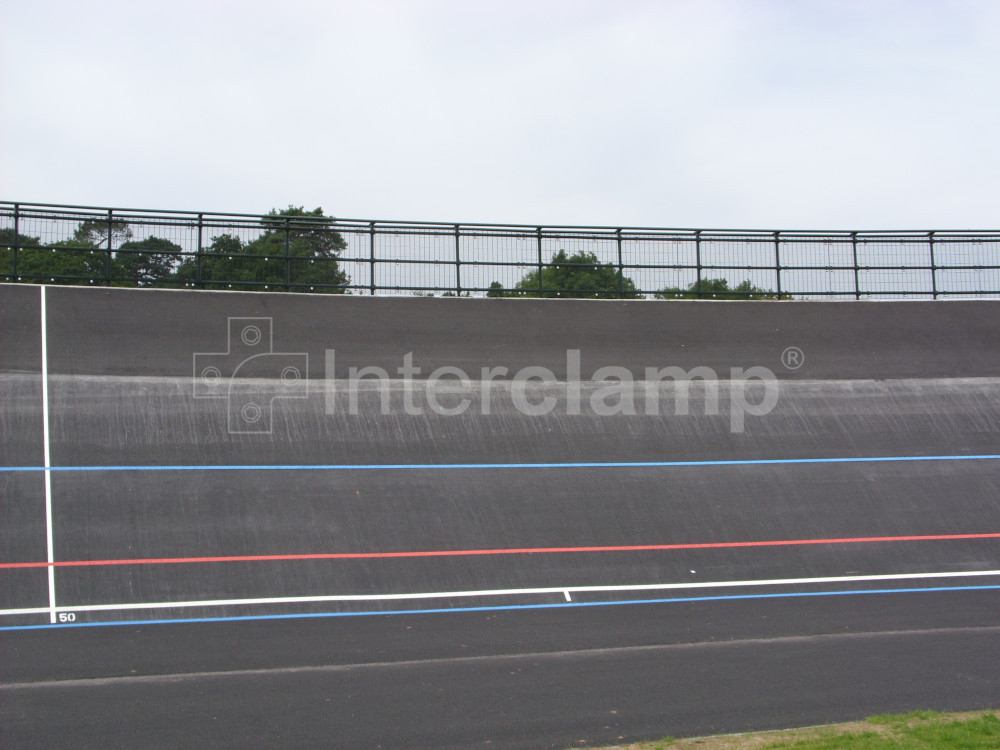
58, 612, 76, 623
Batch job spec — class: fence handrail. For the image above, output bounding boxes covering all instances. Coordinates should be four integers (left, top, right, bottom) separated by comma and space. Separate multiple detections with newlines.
3, 200, 998, 237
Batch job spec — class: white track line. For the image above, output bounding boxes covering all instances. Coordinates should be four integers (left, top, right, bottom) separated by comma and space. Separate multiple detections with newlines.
2, 569, 998, 618
40, 286, 56, 624
1, 607, 51, 616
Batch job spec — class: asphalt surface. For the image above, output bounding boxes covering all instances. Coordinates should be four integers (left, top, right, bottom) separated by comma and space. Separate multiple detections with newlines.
2, 284, 999, 748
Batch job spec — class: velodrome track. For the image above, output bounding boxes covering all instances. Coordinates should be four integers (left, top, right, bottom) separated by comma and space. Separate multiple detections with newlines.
2, 284, 999, 748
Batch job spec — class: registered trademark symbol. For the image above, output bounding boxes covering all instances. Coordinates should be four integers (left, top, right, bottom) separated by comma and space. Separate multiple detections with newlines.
781, 346, 804, 370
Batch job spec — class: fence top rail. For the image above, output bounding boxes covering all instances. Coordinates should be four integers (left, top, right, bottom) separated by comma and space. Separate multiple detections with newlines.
3, 201, 999, 239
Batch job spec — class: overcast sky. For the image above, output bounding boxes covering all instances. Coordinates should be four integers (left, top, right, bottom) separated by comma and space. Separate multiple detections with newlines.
2, 0, 998, 229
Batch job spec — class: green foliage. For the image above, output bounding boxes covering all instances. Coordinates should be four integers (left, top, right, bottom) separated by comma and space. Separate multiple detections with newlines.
611, 711, 1000, 750
492, 250, 641, 299
0, 229, 41, 279
173, 206, 350, 292
762, 713, 1000, 748
73, 219, 132, 247
654, 277, 783, 300
867, 710, 943, 725
117, 236, 183, 286
4, 206, 350, 291
0, 229, 115, 284
0, 229, 40, 247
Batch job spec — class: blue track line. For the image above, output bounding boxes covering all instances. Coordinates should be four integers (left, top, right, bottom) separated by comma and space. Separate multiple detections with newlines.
3, 453, 1000, 473
3, 583, 999, 631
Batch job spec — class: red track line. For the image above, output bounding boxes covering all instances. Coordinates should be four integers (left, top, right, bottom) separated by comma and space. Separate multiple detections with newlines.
2, 532, 999, 570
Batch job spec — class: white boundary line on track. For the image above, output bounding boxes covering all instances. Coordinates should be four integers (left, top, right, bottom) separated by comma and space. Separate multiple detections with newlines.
2, 569, 999, 618
40, 286, 57, 624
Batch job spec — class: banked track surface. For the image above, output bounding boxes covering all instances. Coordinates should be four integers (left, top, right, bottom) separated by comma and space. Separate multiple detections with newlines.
2, 284, 999, 748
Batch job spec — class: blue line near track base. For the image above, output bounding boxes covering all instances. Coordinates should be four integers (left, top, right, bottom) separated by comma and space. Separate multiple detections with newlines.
3, 453, 1000, 473
3, 583, 999, 632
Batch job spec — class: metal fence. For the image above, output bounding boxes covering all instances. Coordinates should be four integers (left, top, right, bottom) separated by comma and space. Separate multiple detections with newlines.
2, 201, 999, 299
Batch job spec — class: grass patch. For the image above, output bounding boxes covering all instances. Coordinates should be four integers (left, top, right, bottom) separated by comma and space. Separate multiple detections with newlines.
866, 709, 944, 725
589, 710, 1000, 749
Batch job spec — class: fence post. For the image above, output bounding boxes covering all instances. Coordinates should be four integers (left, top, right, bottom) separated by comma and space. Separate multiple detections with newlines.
928, 231, 938, 299
284, 217, 291, 291
695, 230, 702, 299
196, 213, 204, 288
105, 209, 114, 285
369, 221, 376, 295
851, 232, 860, 300
12, 203, 19, 280
773, 231, 782, 299
454, 224, 462, 296
536, 227, 544, 296
616, 228, 624, 298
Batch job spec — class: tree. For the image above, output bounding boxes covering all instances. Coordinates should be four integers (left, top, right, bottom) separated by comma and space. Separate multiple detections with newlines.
73, 219, 133, 248
174, 233, 264, 288
0, 229, 41, 263
654, 278, 783, 300
117, 236, 183, 286
174, 206, 350, 292
0, 229, 41, 279
0, 229, 117, 284
491, 250, 641, 299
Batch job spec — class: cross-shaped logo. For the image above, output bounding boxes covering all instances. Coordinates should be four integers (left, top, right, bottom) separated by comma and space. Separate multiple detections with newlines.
193, 317, 308, 434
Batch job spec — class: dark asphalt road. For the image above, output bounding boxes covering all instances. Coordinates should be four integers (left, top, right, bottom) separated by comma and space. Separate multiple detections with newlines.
2, 285, 999, 748
4, 597, 1000, 749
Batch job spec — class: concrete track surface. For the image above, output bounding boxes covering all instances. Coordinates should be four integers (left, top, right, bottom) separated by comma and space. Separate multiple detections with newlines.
2, 284, 999, 748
